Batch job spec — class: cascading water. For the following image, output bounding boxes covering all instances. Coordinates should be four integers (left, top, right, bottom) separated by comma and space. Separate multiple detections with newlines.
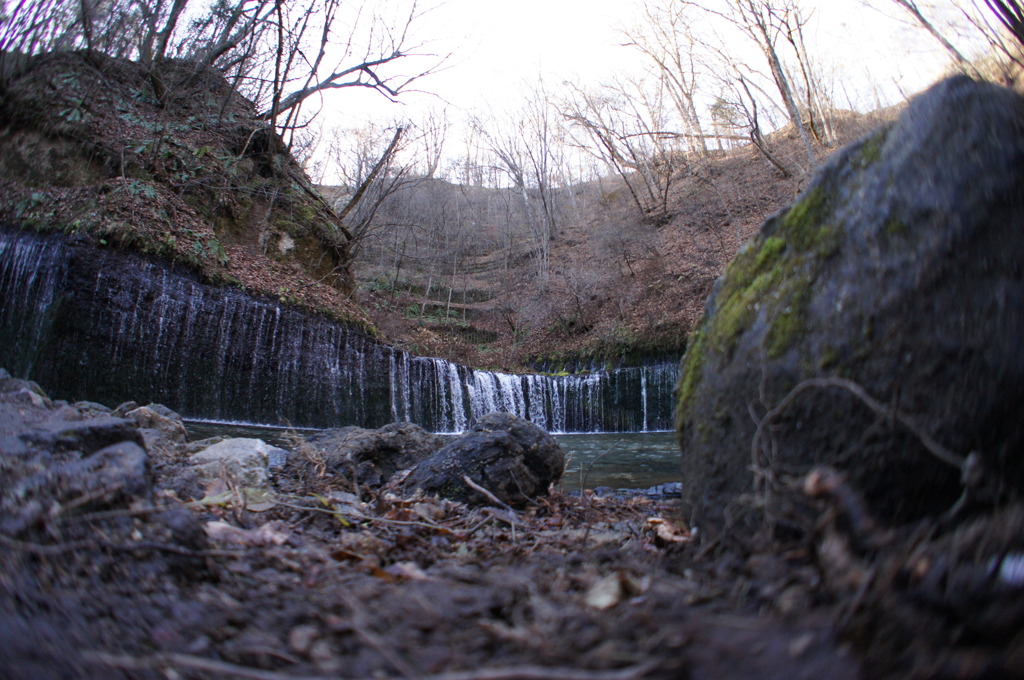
0, 229, 68, 377
0, 227, 680, 432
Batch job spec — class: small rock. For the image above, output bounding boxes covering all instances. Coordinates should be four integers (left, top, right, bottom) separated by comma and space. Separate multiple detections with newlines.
288, 625, 319, 655
125, 405, 188, 444
73, 441, 151, 499
189, 438, 286, 488
307, 421, 442, 487
111, 401, 139, 417
182, 435, 228, 455
8, 388, 47, 408
190, 438, 264, 486
266, 447, 288, 471
73, 401, 113, 417
21, 416, 142, 455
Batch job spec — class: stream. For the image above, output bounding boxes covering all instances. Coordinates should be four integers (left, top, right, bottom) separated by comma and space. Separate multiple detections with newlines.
185, 420, 680, 492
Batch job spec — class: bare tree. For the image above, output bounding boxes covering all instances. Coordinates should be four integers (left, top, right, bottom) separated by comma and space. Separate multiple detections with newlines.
884, 0, 979, 71
683, 0, 818, 167
562, 78, 685, 222
703, 45, 794, 176
254, 1, 437, 126
0, 0, 441, 132
948, 0, 1024, 83
985, 0, 1024, 45
773, 4, 838, 146
624, 0, 710, 157
473, 83, 568, 283
323, 108, 451, 263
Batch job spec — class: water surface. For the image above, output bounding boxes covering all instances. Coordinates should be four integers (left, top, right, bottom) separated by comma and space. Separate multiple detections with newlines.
558, 431, 679, 491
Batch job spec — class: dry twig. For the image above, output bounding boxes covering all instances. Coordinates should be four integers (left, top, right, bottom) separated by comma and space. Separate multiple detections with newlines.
462, 475, 514, 512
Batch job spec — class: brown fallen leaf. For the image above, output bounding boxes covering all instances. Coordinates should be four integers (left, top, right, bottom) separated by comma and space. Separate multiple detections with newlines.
646, 517, 692, 545
204, 520, 289, 546
585, 571, 651, 610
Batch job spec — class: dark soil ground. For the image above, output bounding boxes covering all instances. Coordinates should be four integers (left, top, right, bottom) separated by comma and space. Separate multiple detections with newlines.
4, 373, 1022, 680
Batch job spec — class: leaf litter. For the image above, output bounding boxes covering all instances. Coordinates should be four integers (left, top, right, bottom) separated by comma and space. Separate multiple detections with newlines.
5, 403, 1020, 679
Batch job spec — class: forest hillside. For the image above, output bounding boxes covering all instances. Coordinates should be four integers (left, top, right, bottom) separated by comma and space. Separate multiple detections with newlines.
324, 106, 900, 372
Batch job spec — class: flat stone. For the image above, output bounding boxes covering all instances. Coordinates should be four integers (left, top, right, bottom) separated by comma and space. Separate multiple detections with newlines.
190, 438, 287, 489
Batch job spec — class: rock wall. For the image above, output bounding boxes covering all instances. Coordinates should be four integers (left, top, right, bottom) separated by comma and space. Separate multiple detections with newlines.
0, 51, 354, 295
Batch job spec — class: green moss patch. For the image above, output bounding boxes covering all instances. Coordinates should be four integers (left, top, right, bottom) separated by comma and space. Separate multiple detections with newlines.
674, 324, 707, 432
676, 178, 848, 426
855, 126, 890, 169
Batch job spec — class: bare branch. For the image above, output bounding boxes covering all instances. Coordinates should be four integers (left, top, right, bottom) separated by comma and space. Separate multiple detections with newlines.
336, 125, 406, 224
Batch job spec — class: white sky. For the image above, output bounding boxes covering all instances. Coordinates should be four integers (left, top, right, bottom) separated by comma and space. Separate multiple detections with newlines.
331, 0, 962, 121
310, 0, 974, 179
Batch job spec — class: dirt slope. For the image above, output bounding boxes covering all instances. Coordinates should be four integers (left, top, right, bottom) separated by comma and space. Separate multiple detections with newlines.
0, 50, 372, 331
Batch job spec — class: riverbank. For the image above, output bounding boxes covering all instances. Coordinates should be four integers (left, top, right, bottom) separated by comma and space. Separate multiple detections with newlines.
4, 371, 1020, 679
0, 370, 864, 679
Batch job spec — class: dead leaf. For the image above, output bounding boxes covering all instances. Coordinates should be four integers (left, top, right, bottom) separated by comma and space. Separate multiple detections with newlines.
250, 521, 290, 545
331, 532, 389, 563
205, 519, 289, 546
413, 501, 445, 521
384, 561, 430, 581
586, 573, 624, 610
647, 517, 692, 544
189, 487, 277, 512
288, 625, 319, 655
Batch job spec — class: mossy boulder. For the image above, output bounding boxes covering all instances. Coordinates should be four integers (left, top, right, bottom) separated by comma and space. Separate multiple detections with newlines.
675, 76, 1024, 532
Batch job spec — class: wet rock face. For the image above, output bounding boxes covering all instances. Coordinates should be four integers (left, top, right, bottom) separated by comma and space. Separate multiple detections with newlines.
404, 412, 565, 508
676, 76, 1024, 530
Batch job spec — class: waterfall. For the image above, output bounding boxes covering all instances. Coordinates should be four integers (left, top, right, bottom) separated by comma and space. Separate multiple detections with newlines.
0, 230, 67, 377
640, 371, 648, 432
0, 227, 680, 433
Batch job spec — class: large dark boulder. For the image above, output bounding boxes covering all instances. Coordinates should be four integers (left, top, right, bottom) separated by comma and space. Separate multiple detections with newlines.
675, 76, 1024, 531
404, 412, 565, 507
307, 422, 444, 487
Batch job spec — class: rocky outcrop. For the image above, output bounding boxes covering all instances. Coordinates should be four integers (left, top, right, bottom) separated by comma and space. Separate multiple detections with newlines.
675, 76, 1024, 530
404, 412, 565, 507
0, 51, 355, 294
307, 422, 443, 487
